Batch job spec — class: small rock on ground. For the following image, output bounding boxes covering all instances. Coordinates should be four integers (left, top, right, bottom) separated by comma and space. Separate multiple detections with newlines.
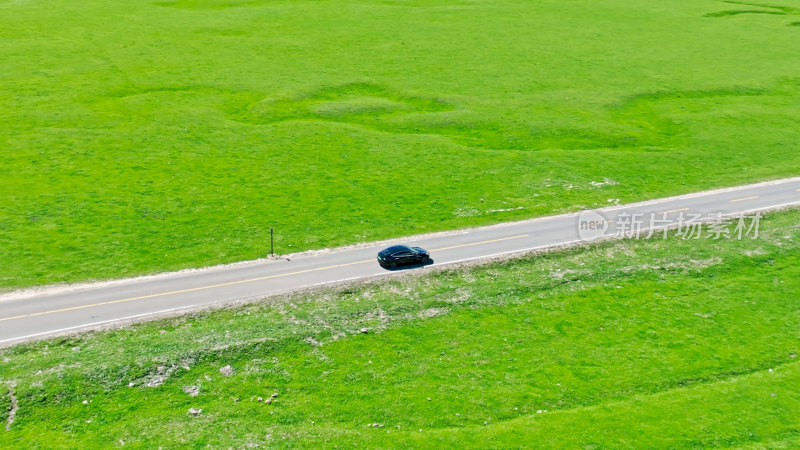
183, 386, 200, 397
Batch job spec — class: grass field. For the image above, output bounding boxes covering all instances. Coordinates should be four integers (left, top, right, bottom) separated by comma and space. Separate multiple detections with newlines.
1, 208, 798, 447
2, 0, 800, 289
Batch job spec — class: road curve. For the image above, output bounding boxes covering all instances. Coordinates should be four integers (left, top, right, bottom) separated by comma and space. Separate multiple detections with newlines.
2, 177, 799, 346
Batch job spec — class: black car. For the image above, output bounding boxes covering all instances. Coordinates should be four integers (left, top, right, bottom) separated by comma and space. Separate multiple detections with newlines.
377, 245, 431, 268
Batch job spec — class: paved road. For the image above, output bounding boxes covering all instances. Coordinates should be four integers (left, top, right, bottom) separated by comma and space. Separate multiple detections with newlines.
2, 177, 799, 346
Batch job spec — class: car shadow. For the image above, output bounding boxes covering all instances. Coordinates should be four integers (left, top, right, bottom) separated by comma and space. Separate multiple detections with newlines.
379, 259, 435, 271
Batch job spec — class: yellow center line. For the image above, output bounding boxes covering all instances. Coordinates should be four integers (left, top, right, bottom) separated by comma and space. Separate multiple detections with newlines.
0, 234, 530, 323
658, 207, 689, 214
430, 234, 528, 252
731, 195, 760, 203
0, 260, 375, 323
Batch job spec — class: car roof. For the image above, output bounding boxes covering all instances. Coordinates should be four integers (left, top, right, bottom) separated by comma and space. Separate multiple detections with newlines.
384, 245, 412, 253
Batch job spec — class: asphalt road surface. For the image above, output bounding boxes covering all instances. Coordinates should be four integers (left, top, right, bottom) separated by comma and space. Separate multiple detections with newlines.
2, 177, 799, 346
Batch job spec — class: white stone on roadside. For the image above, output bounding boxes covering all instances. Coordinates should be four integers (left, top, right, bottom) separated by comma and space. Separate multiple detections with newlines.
183, 386, 200, 397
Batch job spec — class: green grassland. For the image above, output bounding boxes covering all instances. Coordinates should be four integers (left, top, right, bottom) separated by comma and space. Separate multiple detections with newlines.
2, 0, 800, 289
1, 208, 798, 447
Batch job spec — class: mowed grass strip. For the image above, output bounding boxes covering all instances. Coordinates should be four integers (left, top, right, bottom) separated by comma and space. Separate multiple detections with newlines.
0, 209, 798, 447
2, 0, 800, 289
368, 363, 800, 448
